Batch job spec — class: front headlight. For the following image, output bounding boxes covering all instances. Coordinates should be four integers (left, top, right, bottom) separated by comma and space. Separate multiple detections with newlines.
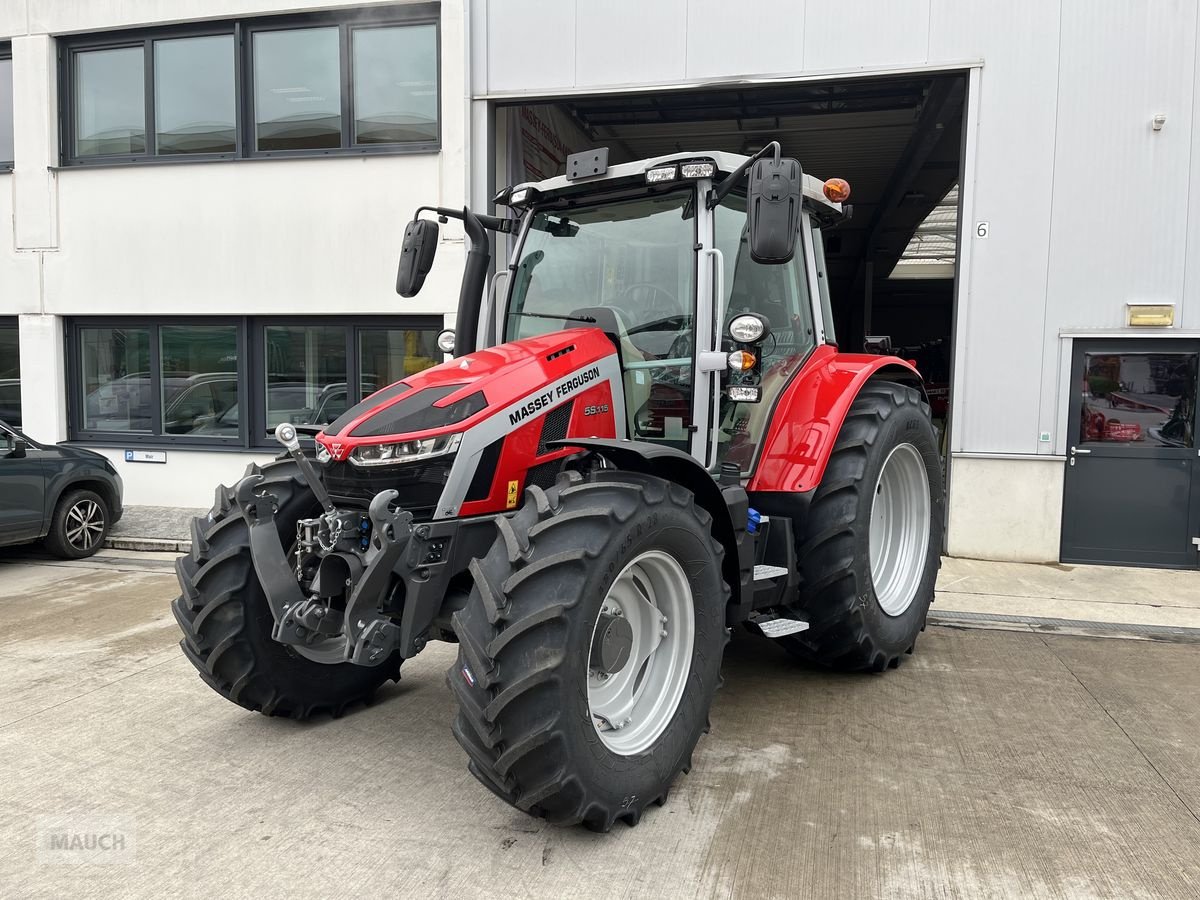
348, 433, 461, 467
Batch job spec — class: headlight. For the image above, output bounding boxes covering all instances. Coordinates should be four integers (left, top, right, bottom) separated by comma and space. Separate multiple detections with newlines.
728, 313, 769, 344
349, 433, 461, 467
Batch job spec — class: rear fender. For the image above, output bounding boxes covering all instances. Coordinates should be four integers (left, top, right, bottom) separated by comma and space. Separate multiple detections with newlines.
747, 347, 926, 494
547, 438, 749, 612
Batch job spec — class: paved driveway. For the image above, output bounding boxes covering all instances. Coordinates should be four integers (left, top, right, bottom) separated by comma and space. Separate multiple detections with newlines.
1, 550, 1198, 899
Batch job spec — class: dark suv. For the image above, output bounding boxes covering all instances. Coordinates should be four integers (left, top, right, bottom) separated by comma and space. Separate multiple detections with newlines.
0, 419, 124, 558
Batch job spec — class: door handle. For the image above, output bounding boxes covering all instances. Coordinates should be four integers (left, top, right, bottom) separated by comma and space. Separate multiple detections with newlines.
1070, 446, 1091, 455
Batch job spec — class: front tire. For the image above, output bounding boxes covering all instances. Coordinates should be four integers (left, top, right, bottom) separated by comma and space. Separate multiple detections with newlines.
44, 488, 109, 559
172, 458, 401, 719
448, 469, 729, 830
784, 381, 944, 671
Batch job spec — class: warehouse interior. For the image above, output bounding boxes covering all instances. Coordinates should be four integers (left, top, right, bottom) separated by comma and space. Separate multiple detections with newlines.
498, 71, 967, 447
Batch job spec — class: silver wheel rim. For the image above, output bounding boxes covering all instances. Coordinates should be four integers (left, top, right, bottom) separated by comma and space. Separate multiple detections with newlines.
65, 499, 105, 551
869, 443, 932, 616
587, 549, 695, 756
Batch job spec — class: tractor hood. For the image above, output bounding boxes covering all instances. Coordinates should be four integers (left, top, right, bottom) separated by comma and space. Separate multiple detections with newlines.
315, 327, 619, 463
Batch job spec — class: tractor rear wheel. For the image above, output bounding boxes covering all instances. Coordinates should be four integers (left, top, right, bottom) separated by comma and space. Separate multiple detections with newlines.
448, 469, 729, 830
172, 458, 401, 718
784, 381, 944, 671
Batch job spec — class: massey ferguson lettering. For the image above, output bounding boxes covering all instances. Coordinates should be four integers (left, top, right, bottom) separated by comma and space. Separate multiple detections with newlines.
508, 366, 601, 426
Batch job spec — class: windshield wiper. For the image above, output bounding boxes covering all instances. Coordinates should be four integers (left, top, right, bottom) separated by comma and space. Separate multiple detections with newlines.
508, 311, 597, 323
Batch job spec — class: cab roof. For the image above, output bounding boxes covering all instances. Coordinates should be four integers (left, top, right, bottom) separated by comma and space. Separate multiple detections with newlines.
508, 149, 844, 219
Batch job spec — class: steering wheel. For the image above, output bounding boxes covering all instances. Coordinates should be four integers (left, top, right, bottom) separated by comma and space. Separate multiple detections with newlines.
615, 282, 679, 322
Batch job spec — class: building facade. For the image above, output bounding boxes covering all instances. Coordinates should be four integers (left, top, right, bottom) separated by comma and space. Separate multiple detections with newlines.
2, 0, 1199, 569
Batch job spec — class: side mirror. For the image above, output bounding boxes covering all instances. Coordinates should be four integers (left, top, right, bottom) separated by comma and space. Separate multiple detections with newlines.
747, 156, 803, 264
7, 438, 28, 458
396, 218, 440, 298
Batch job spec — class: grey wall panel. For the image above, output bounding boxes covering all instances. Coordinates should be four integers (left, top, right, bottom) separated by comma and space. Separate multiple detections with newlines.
1041, 0, 1197, 441
486, 0, 577, 93
684, 0, 806, 80
929, 0, 1062, 454
575, 0, 688, 87
470, 0, 489, 97
803, 0, 931, 71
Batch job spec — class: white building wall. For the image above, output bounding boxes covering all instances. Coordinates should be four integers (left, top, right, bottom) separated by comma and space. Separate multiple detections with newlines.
471, 0, 1200, 562
0, 0, 467, 505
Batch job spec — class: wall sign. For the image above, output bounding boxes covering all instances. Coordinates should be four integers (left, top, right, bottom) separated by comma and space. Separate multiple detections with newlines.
125, 449, 167, 464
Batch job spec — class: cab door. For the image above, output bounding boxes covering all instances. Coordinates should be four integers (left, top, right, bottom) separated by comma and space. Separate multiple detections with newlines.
0, 426, 47, 543
1061, 340, 1199, 569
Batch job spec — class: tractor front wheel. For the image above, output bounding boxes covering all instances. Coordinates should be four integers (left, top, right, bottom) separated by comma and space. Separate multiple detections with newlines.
784, 381, 944, 671
448, 469, 729, 830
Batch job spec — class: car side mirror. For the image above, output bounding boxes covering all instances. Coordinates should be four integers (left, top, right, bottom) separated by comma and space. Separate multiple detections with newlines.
396, 218, 440, 298
747, 156, 803, 264
7, 439, 28, 459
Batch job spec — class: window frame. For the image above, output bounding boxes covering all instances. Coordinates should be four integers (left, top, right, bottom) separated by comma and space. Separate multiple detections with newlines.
58, 4, 441, 168
65, 316, 445, 449
0, 43, 13, 171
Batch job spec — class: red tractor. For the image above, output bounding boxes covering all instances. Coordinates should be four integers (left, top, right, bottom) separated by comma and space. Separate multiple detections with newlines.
173, 145, 943, 830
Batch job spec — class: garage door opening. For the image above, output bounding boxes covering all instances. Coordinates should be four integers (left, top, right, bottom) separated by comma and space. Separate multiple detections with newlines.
495, 72, 968, 460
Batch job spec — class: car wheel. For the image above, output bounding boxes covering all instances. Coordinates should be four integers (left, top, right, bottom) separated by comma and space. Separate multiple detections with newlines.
45, 489, 110, 559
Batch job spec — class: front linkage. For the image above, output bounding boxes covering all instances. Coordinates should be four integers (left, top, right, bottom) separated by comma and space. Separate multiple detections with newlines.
228, 423, 497, 667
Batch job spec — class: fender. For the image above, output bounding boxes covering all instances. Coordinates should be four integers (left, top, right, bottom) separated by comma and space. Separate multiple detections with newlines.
548, 438, 751, 612
748, 345, 926, 494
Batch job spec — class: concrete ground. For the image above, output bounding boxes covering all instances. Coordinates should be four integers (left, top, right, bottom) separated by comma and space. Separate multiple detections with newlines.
2, 549, 1199, 898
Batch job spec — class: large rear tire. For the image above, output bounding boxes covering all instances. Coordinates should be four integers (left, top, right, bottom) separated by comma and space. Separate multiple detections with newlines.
448, 469, 729, 830
172, 458, 401, 719
784, 381, 944, 672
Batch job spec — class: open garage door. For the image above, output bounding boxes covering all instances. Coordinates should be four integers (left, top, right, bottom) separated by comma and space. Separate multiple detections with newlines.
496, 72, 967, 463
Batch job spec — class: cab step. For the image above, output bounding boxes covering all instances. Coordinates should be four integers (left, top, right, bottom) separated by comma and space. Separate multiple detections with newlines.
749, 612, 810, 638
753, 564, 789, 580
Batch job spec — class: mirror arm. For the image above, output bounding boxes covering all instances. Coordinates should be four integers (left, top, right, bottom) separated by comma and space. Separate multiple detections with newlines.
414, 206, 515, 234
707, 140, 781, 209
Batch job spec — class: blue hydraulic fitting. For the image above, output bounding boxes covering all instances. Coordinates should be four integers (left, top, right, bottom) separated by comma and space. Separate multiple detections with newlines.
747, 507, 761, 534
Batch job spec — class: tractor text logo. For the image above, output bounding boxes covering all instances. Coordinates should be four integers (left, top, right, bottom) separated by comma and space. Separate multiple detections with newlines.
508, 366, 601, 426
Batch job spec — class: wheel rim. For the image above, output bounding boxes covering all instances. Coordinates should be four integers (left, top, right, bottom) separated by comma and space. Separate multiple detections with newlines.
65, 499, 105, 551
868, 443, 932, 616
587, 549, 695, 756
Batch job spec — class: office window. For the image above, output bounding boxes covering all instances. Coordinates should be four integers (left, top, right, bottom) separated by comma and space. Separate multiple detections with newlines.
0, 319, 19, 427
80, 326, 153, 432
61, 7, 439, 166
253, 27, 341, 152
352, 25, 438, 145
68, 318, 441, 446
0, 49, 13, 166
154, 35, 236, 155
74, 46, 146, 157
263, 324, 348, 431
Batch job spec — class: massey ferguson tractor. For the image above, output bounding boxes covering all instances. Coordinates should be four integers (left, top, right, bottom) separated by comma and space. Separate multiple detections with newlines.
173, 144, 943, 831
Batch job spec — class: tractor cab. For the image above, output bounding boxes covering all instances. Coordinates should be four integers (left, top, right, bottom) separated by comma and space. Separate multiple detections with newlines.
401, 145, 850, 475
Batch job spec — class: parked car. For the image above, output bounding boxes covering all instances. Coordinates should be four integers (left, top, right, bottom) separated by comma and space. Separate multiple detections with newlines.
0, 419, 124, 558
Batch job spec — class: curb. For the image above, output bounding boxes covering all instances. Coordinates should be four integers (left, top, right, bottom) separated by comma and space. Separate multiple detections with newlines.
105, 536, 192, 553
930, 609, 1200, 644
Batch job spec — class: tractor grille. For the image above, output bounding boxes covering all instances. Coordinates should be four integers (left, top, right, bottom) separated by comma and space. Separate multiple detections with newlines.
322, 455, 455, 521
536, 400, 574, 455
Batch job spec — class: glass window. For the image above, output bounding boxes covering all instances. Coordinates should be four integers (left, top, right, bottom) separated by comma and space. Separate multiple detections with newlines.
1079, 352, 1197, 448
161, 325, 239, 436
74, 46, 146, 157
253, 27, 341, 152
264, 325, 348, 431
80, 327, 152, 432
0, 55, 13, 164
352, 25, 437, 145
154, 35, 236, 155
713, 193, 818, 471
0, 320, 19, 427
359, 328, 439, 397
